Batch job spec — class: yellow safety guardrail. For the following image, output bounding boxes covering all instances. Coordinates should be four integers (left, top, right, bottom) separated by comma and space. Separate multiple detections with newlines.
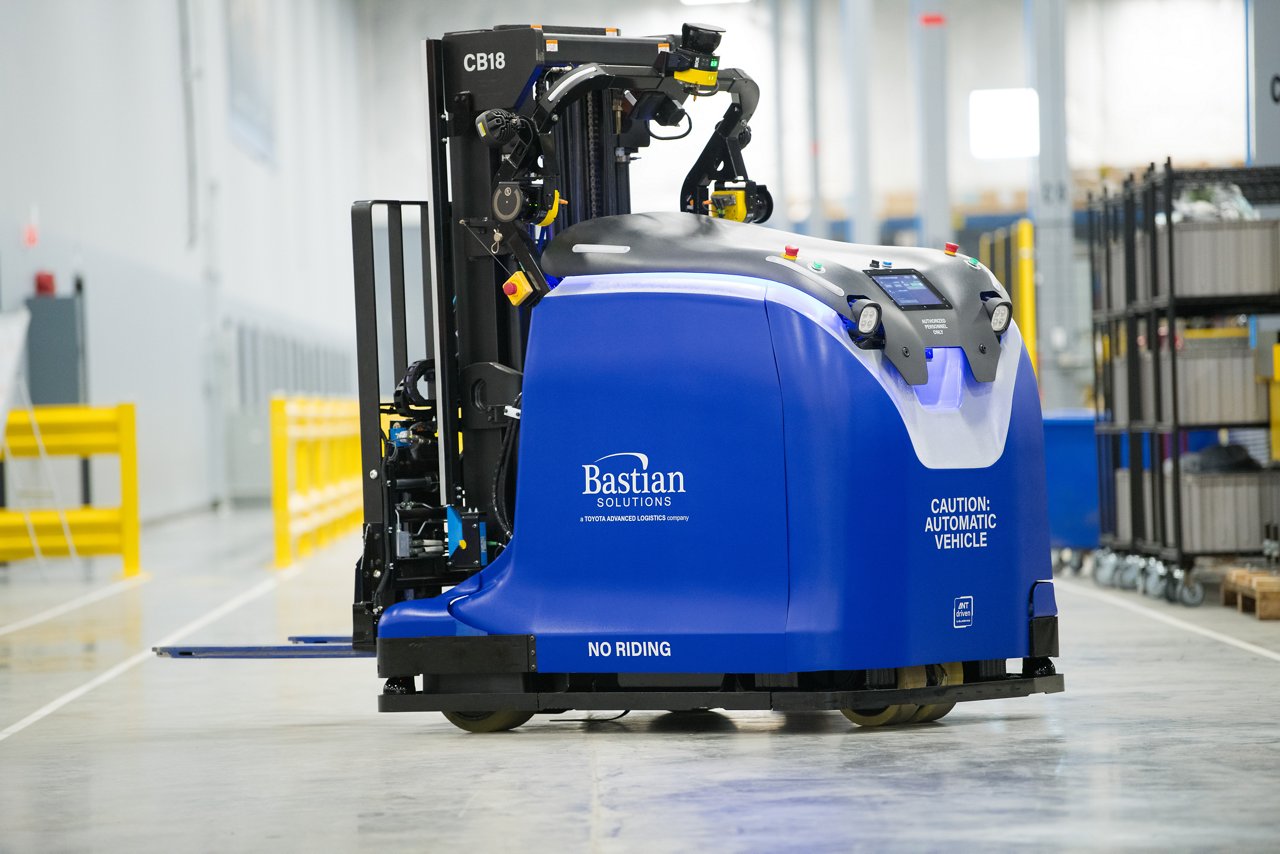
0, 404, 140, 575
271, 397, 362, 568
1272, 344, 1280, 463
978, 218, 1038, 376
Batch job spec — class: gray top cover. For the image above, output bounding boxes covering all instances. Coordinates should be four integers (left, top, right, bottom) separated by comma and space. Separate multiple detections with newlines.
542, 212, 1012, 385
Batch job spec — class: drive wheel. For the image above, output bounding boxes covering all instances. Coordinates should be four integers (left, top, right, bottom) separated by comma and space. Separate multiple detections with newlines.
841, 706, 909, 727
908, 661, 963, 723
442, 710, 535, 733
841, 666, 927, 727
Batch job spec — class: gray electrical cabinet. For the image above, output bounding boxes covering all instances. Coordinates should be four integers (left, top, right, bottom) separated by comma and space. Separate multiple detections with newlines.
25, 295, 84, 405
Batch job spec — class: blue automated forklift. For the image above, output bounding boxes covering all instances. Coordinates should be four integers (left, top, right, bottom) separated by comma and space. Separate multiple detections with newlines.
163, 22, 1062, 732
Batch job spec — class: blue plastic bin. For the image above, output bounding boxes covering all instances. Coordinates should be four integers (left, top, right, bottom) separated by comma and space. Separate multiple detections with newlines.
1043, 410, 1100, 549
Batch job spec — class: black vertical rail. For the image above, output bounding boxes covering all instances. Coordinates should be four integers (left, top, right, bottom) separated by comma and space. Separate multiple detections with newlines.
1087, 196, 1112, 542
1098, 190, 1115, 542
387, 203, 409, 383
1100, 189, 1112, 421
1164, 157, 1184, 564
447, 115, 500, 511
1107, 191, 1122, 547
1122, 176, 1144, 547
616, 104, 632, 217
351, 201, 385, 527
1143, 165, 1166, 549
416, 201, 436, 408
425, 40, 459, 507
74, 281, 92, 507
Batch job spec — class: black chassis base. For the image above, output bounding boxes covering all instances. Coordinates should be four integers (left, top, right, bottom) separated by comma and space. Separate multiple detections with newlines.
376, 633, 1064, 714
379, 673, 1065, 713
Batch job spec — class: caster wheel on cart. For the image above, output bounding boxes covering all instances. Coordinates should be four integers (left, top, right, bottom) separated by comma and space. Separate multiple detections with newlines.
1178, 579, 1206, 607
1144, 561, 1167, 598
1118, 557, 1142, 590
1094, 551, 1117, 586
1069, 550, 1086, 575
841, 666, 926, 727
442, 710, 535, 733
908, 661, 963, 723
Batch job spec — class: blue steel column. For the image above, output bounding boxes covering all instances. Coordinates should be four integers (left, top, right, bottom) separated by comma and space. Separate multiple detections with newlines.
909, 0, 951, 250
842, 0, 875, 244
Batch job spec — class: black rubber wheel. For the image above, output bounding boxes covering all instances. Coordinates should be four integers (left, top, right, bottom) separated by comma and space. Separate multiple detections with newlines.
841, 666, 926, 727
442, 710, 535, 733
908, 661, 962, 723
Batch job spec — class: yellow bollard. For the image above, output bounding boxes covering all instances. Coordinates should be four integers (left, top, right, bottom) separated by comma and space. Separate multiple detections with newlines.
992, 228, 1008, 288
117, 403, 140, 576
271, 398, 292, 568
1272, 344, 1280, 463
1014, 218, 1039, 377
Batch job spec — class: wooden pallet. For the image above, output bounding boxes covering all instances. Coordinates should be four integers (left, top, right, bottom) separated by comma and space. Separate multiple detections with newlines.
1221, 568, 1280, 620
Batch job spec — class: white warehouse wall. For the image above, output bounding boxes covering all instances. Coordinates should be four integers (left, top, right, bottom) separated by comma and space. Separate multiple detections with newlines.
0, 1, 366, 522
1066, 0, 1247, 170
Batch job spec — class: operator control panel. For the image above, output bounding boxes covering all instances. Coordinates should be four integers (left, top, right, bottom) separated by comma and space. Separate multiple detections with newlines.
864, 269, 952, 311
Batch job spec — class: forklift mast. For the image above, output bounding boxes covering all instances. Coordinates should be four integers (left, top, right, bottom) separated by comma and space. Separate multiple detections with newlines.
350, 23, 772, 647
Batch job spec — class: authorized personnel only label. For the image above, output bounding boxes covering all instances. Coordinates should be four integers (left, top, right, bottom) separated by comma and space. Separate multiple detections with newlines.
925, 496, 997, 550
920, 317, 949, 336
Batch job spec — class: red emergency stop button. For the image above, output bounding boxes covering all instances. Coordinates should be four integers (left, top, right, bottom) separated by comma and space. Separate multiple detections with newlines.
783, 245, 799, 261
944, 242, 959, 256
502, 271, 533, 306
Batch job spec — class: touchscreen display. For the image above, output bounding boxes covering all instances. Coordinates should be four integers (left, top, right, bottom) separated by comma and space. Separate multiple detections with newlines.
866, 270, 949, 310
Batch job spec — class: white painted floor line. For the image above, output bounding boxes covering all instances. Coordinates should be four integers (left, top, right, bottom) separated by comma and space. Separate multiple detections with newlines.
0, 574, 151, 638
0, 566, 301, 745
1058, 580, 1280, 664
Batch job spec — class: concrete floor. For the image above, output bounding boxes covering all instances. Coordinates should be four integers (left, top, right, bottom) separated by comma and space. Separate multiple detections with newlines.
3, 512, 1280, 851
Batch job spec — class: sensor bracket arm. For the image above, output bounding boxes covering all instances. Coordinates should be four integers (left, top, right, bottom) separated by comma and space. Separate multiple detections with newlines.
496, 220, 551, 303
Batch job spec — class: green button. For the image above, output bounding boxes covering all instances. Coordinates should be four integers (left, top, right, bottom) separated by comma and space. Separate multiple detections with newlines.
810, 261, 825, 272
966, 257, 980, 268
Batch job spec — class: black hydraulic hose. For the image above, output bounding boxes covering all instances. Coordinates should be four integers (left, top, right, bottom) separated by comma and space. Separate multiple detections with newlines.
490, 395, 521, 541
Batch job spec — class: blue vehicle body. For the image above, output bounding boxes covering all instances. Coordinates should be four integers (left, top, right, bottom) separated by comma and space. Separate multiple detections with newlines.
380, 270, 1056, 675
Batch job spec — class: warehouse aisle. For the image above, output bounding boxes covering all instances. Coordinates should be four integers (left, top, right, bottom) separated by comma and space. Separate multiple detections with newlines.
2, 513, 1279, 851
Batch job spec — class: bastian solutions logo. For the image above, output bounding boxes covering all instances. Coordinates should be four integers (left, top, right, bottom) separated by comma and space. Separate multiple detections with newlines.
581, 452, 686, 509
581, 450, 691, 524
